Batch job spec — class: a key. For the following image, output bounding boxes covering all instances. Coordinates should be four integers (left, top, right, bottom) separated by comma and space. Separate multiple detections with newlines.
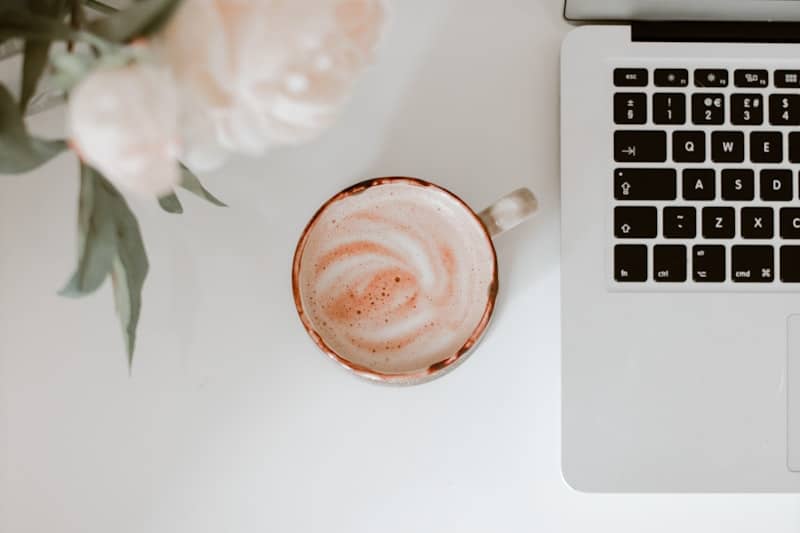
702, 207, 735, 238
672, 131, 705, 162
780, 208, 800, 238
614, 68, 648, 87
734, 69, 769, 88
711, 131, 745, 163
654, 68, 689, 87
614, 93, 647, 124
721, 169, 754, 200
614, 206, 657, 238
775, 70, 800, 88
614, 245, 647, 282
692, 93, 725, 125
614, 131, 667, 162
613, 169, 676, 200
750, 132, 782, 163
769, 94, 800, 125
790, 132, 800, 163
682, 169, 716, 200
694, 69, 728, 88
730, 94, 763, 125
693, 245, 725, 282
663, 207, 696, 238
732, 245, 774, 282
653, 93, 685, 124
741, 207, 774, 239
653, 245, 687, 282
780, 246, 800, 282
760, 169, 793, 201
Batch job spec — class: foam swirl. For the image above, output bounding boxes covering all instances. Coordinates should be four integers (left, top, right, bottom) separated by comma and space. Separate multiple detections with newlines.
295, 180, 496, 376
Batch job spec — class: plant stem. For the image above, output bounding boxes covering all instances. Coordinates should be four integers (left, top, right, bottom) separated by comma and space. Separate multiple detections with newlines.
82, 0, 118, 15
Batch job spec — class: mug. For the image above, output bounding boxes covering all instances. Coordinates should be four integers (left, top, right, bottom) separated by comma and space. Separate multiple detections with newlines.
292, 177, 537, 384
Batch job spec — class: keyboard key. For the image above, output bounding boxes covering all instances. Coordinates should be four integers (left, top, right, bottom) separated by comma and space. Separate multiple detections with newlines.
734, 69, 769, 88
614, 206, 657, 238
711, 131, 745, 163
789, 132, 800, 163
653, 245, 687, 282
663, 207, 696, 238
614, 131, 667, 162
703, 207, 735, 238
614, 168, 676, 200
750, 132, 782, 163
614, 93, 647, 124
741, 207, 774, 239
732, 245, 774, 282
653, 93, 685, 124
693, 245, 725, 282
683, 169, 716, 200
615, 245, 647, 282
780, 208, 800, 238
769, 94, 800, 125
730, 94, 763, 125
694, 69, 728, 88
760, 169, 793, 201
775, 70, 800, 88
654, 68, 689, 87
780, 246, 800, 282
692, 93, 725, 124
721, 169, 754, 200
614, 68, 648, 87
672, 131, 705, 162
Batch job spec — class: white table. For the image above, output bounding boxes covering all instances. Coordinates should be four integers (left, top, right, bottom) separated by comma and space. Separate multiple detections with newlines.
2, 1, 800, 531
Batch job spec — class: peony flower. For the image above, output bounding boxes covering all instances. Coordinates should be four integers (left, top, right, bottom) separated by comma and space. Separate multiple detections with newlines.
67, 62, 181, 196
160, 0, 386, 170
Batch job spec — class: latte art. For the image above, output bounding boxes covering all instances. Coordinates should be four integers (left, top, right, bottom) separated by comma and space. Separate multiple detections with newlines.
294, 180, 497, 377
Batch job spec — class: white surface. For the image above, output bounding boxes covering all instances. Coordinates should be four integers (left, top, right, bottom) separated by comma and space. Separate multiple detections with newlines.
565, 0, 800, 21
561, 25, 800, 492
1, 0, 799, 530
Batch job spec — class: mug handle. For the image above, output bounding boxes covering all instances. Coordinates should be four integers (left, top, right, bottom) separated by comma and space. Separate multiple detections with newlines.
478, 188, 538, 238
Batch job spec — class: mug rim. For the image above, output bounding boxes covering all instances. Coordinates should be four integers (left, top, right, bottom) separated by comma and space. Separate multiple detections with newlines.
291, 176, 499, 384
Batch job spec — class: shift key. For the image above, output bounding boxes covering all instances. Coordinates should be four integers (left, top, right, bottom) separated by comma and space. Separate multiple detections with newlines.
614, 168, 677, 200
614, 130, 667, 162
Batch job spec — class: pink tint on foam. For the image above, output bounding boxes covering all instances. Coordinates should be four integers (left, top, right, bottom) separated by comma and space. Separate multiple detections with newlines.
297, 181, 496, 375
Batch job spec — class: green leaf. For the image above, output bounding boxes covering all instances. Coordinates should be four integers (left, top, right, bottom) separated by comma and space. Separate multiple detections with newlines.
179, 164, 226, 207
0, 9, 76, 42
19, 0, 67, 113
59, 163, 117, 296
89, 0, 182, 43
0, 83, 66, 173
157, 191, 183, 214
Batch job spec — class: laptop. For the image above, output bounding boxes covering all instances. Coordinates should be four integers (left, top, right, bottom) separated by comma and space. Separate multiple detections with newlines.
561, 0, 800, 491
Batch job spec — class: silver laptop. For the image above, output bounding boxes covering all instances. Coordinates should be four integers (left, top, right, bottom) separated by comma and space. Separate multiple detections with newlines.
561, 0, 800, 492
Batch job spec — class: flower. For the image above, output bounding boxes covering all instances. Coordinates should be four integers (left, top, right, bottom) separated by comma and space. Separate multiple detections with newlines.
67, 62, 181, 196
160, 0, 386, 170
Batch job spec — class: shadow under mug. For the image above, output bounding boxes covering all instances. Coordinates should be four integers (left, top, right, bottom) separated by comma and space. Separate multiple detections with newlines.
292, 177, 537, 384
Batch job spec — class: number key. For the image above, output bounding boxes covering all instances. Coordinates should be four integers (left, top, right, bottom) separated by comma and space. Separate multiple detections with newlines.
653, 93, 685, 124
730, 94, 763, 125
614, 93, 647, 124
692, 93, 725, 125
769, 94, 800, 125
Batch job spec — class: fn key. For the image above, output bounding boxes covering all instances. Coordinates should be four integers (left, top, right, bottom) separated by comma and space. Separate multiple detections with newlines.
615, 245, 647, 282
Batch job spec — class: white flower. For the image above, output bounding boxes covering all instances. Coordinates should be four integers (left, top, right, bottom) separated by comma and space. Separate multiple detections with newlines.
67, 62, 181, 196
160, 0, 386, 169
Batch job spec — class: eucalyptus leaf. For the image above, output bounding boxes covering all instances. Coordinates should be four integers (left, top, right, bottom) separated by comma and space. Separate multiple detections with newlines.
20, 40, 50, 112
0, 84, 66, 173
0, 9, 76, 42
179, 164, 226, 207
157, 191, 183, 214
59, 163, 117, 296
89, 0, 181, 43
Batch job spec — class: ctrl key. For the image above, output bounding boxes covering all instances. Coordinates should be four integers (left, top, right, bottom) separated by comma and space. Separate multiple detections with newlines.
615, 245, 647, 282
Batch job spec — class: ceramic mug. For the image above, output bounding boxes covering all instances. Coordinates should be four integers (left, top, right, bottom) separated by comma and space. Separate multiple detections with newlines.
292, 177, 537, 384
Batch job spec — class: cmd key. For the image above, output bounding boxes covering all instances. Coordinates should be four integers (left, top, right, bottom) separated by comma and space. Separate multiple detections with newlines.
614, 131, 667, 162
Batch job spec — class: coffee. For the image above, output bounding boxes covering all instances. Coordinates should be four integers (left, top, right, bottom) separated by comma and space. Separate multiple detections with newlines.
294, 179, 497, 377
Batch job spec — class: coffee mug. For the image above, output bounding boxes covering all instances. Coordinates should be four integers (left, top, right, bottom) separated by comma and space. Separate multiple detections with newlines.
292, 177, 537, 384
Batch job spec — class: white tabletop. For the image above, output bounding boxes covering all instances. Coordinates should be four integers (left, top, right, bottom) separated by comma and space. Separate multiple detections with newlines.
2, 1, 800, 531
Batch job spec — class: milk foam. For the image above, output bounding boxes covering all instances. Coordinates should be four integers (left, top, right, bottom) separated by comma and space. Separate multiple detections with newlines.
296, 181, 496, 375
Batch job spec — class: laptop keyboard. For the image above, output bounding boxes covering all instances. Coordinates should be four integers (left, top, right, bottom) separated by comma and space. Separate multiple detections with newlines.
612, 66, 800, 285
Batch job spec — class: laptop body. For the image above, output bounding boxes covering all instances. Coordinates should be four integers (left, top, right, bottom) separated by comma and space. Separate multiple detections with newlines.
561, 0, 800, 491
